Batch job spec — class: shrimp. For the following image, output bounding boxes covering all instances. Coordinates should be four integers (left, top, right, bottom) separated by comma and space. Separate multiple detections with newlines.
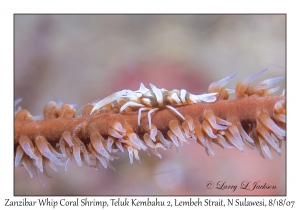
90, 83, 218, 128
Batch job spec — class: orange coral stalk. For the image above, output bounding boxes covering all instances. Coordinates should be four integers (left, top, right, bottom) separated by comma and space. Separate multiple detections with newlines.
14, 95, 284, 145
14, 69, 286, 185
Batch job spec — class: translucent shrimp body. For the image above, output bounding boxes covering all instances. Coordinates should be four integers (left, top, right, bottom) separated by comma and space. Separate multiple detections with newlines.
90, 83, 218, 128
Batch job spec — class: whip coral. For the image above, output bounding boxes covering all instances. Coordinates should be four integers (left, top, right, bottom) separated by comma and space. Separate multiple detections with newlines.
14, 69, 286, 186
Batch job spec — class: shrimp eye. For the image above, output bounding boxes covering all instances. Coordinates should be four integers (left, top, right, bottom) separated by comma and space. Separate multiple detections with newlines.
141, 97, 152, 107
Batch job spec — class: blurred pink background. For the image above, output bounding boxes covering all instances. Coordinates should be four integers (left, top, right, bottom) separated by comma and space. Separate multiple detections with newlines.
14, 15, 285, 195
